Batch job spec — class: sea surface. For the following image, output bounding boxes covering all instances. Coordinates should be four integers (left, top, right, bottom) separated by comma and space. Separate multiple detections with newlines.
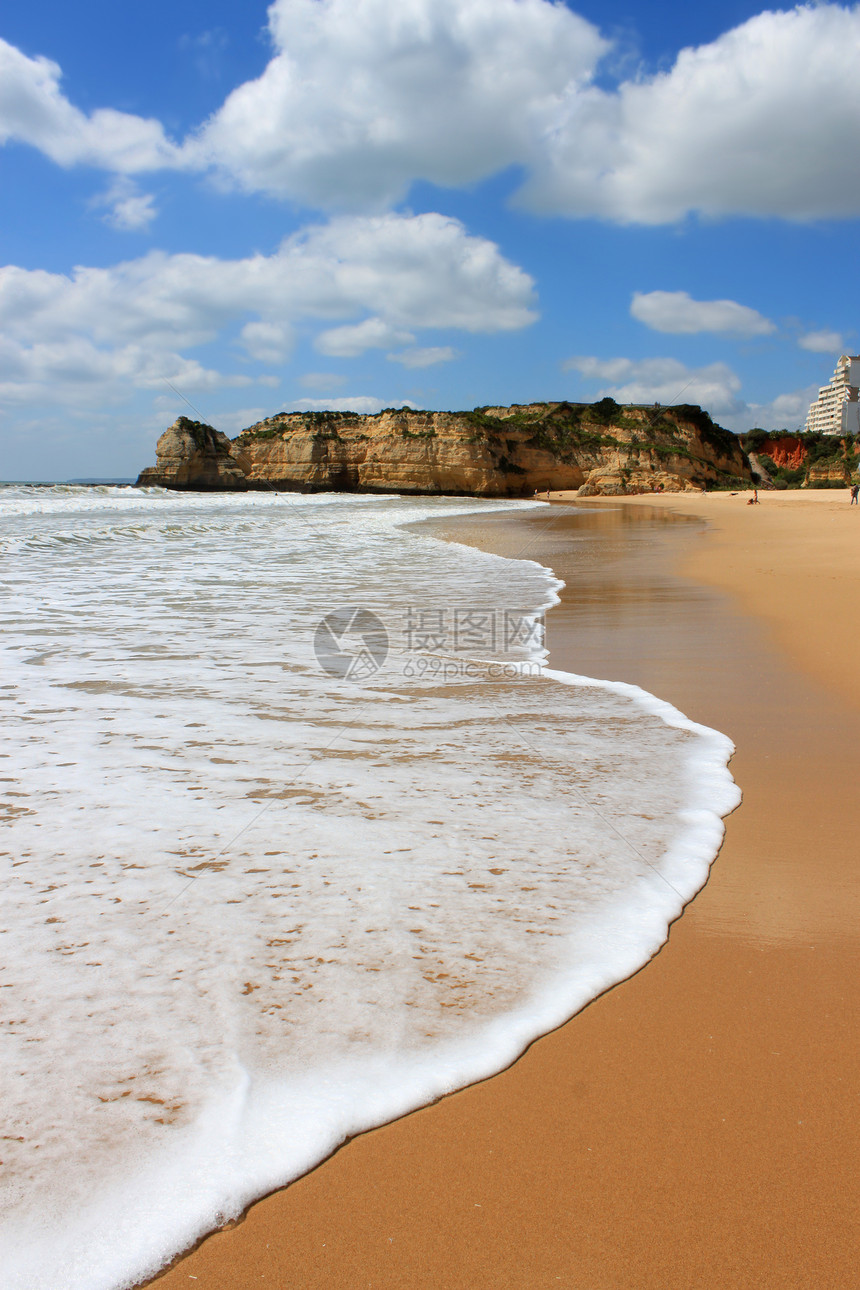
0, 485, 739, 1290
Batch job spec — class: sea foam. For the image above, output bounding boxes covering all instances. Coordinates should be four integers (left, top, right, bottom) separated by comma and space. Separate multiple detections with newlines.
0, 486, 739, 1289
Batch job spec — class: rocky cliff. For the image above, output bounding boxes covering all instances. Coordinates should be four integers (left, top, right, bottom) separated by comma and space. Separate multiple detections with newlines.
136, 401, 751, 496
135, 418, 249, 491
754, 434, 807, 471
741, 429, 859, 488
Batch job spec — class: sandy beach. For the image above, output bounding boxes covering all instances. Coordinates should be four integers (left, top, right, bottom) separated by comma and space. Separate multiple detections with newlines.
150, 489, 859, 1289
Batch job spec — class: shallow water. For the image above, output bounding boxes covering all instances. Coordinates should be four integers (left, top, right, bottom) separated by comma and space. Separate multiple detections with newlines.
0, 486, 738, 1290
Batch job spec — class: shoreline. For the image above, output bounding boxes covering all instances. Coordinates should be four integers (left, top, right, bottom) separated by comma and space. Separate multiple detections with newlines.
547, 487, 860, 710
149, 490, 859, 1289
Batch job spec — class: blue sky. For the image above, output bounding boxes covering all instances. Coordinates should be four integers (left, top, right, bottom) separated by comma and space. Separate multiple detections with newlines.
2, 0, 859, 479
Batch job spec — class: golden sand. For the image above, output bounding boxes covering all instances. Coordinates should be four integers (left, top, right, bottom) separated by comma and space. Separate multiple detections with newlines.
150, 490, 859, 1289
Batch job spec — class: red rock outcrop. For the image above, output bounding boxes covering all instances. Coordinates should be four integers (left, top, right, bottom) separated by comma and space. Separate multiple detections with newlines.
761, 436, 807, 470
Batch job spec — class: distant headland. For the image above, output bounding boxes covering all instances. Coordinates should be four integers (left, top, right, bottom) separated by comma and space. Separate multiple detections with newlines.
135, 400, 754, 497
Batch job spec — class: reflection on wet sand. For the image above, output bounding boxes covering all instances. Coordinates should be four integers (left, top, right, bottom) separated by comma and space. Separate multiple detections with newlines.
431, 501, 860, 947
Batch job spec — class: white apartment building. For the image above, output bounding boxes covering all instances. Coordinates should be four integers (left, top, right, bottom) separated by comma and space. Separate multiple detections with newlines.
805, 353, 860, 435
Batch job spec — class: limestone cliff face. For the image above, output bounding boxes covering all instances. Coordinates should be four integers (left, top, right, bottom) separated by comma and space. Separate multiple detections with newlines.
136, 402, 750, 496
136, 418, 249, 490
806, 461, 853, 485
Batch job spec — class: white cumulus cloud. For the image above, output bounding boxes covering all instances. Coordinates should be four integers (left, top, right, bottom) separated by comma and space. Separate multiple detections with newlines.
565, 355, 825, 433
6, 5, 860, 223
0, 212, 535, 408
239, 321, 295, 364
0, 37, 179, 171
188, 0, 607, 208
631, 290, 774, 337
316, 318, 416, 357
387, 346, 457, 368
183, 2, 860, 222
91, 179, 159, 232
286, 396, 417, 414
798, 330, 845, 354
729, 385, 820, 435
298, 372, 347, 391
564, 355, 744, 416
520, 5, 860, 222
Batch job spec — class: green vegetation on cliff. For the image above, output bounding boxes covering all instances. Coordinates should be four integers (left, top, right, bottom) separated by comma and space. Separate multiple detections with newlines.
138, 400, 751, 496
456, 398, 741, 469
172, 416, 220, 449
741, 429, 859, 488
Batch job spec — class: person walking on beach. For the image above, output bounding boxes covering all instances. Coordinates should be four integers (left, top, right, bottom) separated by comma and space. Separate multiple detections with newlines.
850, 483, 859, 504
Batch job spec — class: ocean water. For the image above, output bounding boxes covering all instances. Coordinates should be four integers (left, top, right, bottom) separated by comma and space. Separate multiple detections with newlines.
0, 485, 739, 1290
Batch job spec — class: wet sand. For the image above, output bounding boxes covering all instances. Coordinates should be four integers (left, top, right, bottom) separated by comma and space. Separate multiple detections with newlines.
151, 490, 859, 1289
